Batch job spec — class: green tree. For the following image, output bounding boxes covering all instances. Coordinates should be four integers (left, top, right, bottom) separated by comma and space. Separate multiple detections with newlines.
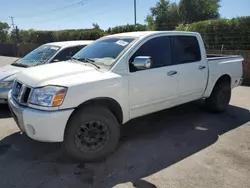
0, 21, 10, 43
106, 27, 112, 34
176, 16, 250, 50
92, 23, 100, 30
19, 29, 34, 43
145, 0, 181, 30
109, 24, 147, 34
179, 0, 220, 24
10, 26, 21, 43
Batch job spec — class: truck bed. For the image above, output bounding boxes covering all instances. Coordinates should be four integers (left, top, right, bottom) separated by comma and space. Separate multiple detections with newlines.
203, 54, 243, 98
207, 54, 242, 61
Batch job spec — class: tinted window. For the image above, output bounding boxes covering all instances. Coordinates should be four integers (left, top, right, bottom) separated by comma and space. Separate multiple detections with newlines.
77, 45, 86, 51
170, 36, 201, 65
74, 37, 135, 66
129, 36, 171, 72
53, 46, 80, 61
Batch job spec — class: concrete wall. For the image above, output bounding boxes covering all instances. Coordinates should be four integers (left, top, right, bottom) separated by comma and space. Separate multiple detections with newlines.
207, 50, 250, 85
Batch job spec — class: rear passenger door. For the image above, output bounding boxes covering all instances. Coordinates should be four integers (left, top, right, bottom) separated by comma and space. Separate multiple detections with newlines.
129, 36, 179, 119
170, 36, 208, 102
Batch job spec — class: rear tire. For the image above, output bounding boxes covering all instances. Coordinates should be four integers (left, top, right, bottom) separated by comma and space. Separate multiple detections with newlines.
205, 81, 231, 113
63, 106, 120, 162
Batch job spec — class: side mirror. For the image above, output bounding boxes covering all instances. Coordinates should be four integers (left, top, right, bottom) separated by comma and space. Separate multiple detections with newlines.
132, 56, 152, 70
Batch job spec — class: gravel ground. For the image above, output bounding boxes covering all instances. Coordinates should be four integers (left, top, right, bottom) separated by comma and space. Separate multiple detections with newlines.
0, 56, 249, 188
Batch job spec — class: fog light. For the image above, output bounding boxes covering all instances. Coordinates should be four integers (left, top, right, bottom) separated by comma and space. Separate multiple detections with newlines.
27, 124, 36, 135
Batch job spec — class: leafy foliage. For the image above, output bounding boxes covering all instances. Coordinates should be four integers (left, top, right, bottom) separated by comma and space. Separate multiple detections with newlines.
0, 22, 10, 43
107, 24, 147, 34
92, 23, 100, 30
146, 0, 181, 30
179, 0, 220, 24
11, 29, 104, 44
176, 16, 250, 50
0, 24, 147, 44
146, 0, 220, 30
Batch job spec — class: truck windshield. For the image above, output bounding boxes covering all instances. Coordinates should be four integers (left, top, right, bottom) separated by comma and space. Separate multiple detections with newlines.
13, 45, 60, 67
73, 37, 136, 67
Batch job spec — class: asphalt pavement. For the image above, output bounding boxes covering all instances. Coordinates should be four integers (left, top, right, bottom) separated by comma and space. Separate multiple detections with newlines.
0, 56, 249, 188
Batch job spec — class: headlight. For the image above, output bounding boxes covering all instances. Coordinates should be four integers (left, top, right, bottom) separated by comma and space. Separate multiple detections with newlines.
29, 86, 67, 107
0, 81, 14, 89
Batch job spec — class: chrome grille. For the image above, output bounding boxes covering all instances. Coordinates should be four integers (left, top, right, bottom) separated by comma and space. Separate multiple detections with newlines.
12, 80, 31, 105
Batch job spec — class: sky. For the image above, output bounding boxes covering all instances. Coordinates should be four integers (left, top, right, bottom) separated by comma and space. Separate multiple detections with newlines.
0, 0, 249, 30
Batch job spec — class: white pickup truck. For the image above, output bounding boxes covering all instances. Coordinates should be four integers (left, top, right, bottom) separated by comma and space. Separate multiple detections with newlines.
8, 31, 243, 162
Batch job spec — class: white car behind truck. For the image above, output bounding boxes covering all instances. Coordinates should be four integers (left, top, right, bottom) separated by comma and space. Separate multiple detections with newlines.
8, 31, 243, 162
0, 40, 93, 103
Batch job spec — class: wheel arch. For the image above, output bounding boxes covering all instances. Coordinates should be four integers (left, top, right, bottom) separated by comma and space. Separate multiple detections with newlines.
206, 74, 231, 97
204, 74, 232, 98
68, 97, 123, 125
214, 74, 231, 88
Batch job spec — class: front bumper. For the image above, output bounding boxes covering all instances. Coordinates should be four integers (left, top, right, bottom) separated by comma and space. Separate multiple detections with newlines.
8, 92, 74, 142
0, 88, 11, 103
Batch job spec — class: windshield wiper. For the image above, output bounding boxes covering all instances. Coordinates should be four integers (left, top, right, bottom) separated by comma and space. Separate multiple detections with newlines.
71, 57, 100, 69
11, 63, 29, 68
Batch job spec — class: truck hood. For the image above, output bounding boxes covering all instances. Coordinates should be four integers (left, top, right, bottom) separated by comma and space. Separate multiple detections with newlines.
0, 64, 25, 81
16, 61, 108, 87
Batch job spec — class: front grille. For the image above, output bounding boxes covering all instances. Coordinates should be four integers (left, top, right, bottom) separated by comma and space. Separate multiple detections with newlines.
12, 80, 32, 105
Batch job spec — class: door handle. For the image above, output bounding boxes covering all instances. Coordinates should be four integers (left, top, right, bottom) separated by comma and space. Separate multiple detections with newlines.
199, 65, 206, 70
167, 70, 177, 76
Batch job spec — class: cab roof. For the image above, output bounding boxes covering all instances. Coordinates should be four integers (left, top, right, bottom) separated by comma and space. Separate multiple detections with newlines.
46, 40, 94, 47
109, 31, 199, 38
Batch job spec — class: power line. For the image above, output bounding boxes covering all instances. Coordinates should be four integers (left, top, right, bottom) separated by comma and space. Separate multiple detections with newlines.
15, 0, 89, 19
32, 6, 121, 27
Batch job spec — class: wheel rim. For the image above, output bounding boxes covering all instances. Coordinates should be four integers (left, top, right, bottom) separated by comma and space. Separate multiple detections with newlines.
75, 121, 108, 153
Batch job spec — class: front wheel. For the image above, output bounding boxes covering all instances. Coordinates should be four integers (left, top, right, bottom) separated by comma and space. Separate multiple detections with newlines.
205, 82, 231, 113
63, 106, 120, 162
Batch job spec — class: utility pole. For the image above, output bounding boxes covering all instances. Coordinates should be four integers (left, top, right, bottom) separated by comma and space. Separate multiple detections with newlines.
10, 16, 15, 30
134, 0, 137, 26
10, 16, 17, 56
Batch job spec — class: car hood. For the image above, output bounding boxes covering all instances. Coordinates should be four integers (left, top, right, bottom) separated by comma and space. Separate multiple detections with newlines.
0, 64, 25, 81
16, 61, 109, 87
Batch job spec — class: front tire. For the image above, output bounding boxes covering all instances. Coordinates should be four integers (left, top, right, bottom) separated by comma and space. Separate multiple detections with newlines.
63, 106, 120, 162
205, 82, 231, 113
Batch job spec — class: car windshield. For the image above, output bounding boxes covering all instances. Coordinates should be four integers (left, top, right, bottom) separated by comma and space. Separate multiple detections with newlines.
13, 45, 60, 66
73, 37, 136, 68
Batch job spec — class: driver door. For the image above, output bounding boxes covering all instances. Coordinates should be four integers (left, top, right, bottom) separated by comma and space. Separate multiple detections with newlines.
128, 36, 179, 119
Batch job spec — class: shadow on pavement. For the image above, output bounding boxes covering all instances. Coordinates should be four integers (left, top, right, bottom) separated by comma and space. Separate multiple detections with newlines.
0, 104, 12, 118
0, 101, 249, 188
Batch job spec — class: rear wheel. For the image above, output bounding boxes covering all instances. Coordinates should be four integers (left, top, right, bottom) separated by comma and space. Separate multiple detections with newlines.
63, 106, 120, 162
205, 81, 231, 113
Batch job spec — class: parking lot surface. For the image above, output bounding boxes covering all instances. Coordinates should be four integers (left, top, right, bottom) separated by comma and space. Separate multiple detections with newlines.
0, 56, 249, 188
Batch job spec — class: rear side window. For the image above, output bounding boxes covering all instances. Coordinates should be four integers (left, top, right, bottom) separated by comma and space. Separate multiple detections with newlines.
129, 36, 171, 71
170, 36, 201, 65
77, 45, 86, 51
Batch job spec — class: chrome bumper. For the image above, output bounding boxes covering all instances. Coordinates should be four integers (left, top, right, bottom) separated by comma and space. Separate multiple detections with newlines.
0, 88, 11, 103
8, 91, 26, 132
